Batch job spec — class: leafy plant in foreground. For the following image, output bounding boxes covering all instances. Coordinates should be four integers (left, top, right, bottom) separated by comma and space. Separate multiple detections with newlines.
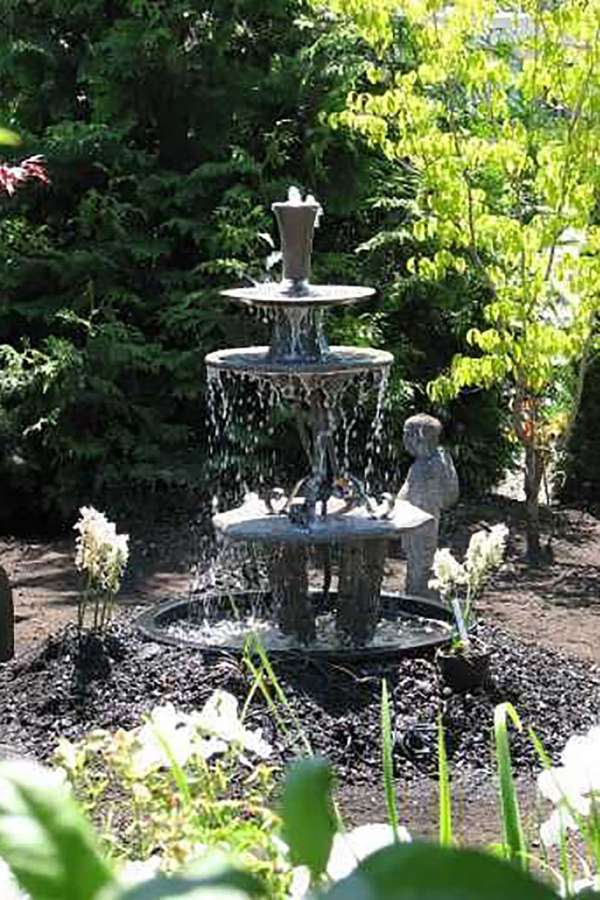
0, 748, 566, 900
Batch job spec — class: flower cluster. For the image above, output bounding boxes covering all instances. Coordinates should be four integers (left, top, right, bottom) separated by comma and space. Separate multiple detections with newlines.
429, 524, 508, 643
430, 524, 508, 601
74, 506, 129, 594
128, 691, 272, 776
0, 155, 48, 195
55, 690, 272, 781
538, 723, 600, 850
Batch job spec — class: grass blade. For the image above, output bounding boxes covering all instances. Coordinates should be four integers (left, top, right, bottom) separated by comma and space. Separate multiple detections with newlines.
438, 712, 453, 847
244, 635, 313, 756
381, 679, 399, 840
494, 702, 527, 870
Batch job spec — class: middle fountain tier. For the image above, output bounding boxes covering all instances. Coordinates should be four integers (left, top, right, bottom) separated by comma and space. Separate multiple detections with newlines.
203, 187, 451, 651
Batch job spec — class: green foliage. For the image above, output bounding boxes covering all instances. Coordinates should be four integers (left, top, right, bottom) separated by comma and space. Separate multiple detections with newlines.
325, 842, 558, 900
280, 758, 336, 883
51, 696, 285, 892
0, 699, 592, 899
437, 714, 452, 848
0, 0, 380, 524
323, 0, 600, 550
494, 702, 527, 869
0, 0, 515, 524
380, 679, 400, 842
0, 760, 113, 900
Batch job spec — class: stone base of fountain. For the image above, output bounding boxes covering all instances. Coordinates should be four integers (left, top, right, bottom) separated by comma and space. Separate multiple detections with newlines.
136, 591, 452, 660
212, 495, 432, 543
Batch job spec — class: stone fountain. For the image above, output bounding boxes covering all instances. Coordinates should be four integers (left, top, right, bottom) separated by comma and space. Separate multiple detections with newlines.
138, 188, 453, 657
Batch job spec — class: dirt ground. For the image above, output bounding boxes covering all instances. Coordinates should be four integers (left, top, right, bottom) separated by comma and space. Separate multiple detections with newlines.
2, 493, 600, 848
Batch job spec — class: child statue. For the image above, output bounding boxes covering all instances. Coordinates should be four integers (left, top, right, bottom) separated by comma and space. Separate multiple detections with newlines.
398, 413, 459, 597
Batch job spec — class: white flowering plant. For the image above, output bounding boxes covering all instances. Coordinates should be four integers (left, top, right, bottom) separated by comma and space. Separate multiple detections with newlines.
51, 689, 285, 890
536, 723, 600, 896
429, 524, 509, 652
0, 699, 585, 900
73, 506, 129, 630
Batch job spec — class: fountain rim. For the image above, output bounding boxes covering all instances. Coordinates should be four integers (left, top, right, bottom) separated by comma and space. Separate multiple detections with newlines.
220, 284, 375, 309
205, 345, 394, 378
135, 590, 454, 660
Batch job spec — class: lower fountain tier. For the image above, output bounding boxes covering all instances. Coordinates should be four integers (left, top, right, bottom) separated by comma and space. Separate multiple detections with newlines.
205, 346, 393, 386
213, 494, 433, 544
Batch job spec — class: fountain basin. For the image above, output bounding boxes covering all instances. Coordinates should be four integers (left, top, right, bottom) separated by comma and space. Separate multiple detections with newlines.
213, 496, 432, 544
136, 591, 453, 660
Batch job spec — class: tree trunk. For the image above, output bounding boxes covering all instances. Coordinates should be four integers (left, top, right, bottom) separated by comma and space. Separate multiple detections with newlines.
0, 565, 14, 662
524, 444, 544, 561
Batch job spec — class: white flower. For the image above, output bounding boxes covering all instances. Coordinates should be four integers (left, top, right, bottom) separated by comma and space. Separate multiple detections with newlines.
560, 727, 600, 793
130, 704, 196, 776
287, 823, 411, 898
130, 703, 227, 776
74, 505, 129, 594
118, 856, 161, 887
558, 872, 600, 897
326, 824, 411, 881
0, 859, 29, 900
464, 525, 508, 591
537, 723, 600, 850
429, 548, 466, 595
129, 692, 271, 776
572, 875, 600, 896
540, 807, 580, 848
537, 767, 590, 813
195, 690, 272, 759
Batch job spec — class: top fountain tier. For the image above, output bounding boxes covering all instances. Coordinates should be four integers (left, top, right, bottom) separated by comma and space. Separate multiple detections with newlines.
221, 282, 375, 310
219, 188, 376, 365
220, 186, 375, 310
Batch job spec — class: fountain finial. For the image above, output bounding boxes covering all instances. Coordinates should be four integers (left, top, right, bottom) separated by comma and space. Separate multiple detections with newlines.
272, 187, 322, 296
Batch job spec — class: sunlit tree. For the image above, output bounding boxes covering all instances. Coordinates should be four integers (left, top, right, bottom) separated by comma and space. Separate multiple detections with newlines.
322, 0, 600, 558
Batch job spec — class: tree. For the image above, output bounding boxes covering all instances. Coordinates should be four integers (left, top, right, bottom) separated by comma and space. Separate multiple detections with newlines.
0, 0, 377, 523
321, 0, 600, 558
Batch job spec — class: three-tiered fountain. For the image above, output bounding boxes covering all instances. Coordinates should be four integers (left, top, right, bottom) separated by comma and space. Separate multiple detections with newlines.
139, 189, 452, 657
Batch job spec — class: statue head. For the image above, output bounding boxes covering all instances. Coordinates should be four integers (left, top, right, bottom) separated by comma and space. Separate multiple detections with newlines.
403, 413, 442, 459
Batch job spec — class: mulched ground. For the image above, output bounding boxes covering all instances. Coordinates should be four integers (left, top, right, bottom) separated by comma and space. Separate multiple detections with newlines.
3, 493, 600, 843
2, 614, 598, 789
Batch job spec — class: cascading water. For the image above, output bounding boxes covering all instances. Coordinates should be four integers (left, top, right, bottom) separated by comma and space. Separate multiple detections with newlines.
137, 187, 453, 657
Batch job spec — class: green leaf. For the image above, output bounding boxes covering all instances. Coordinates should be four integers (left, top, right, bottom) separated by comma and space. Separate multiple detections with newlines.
113, 872, 263, 899
280, 758, 336, 881
494, 703, 527, 869
381, 679, 400, 840
324, 842, 559, 899
0, 760, 114, 900
437, 714, 453, 847
0, 127, 20, 146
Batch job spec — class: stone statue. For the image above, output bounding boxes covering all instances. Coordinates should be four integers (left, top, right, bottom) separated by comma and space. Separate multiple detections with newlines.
398, 413, 459, 597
